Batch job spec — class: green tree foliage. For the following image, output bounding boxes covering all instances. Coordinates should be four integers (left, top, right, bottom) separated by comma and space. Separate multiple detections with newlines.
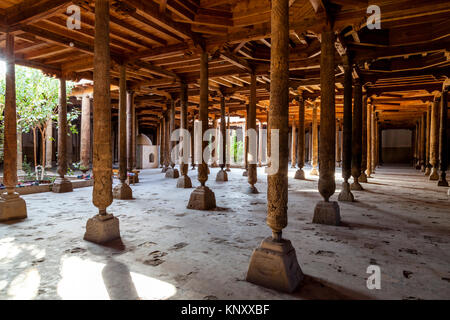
0, 66, 79, 166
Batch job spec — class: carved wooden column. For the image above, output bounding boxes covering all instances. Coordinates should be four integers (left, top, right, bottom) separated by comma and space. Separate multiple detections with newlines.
351, 80, 364, 191
438, 87, 448, 187
416, 119, 422, 169
45, 118, 53, 168
177, 82, 192, 187
258, 122, 263, 167
80, 95, 91, 169
247, 0, 303, 293
191, 111, 197, 170
247, 72, 258, 193
338, 56, 354, 202
226, 110, 231, 171
429, 95, 440, 180
310, 101, 319, 175
291, 117, 297, 168
0, 34, 27, 221
359, 95, 368, 182
312, 26, 341, 227
113, 64, 132, 199
127, 90, 135, 172
84, 0, 120, 244
420, 112, 427, 172
132, 96, 136, 170
53, 78, 73, 193
159, 119, 163, 168
243, 103, 249, 176
187, 50, 216, 210
336, 119, 341, 168
366, 101, 372, 177
371, 110, 377, 173
295, 94, 306, 179
165, 98, 179, 179
216, 95, 228, 182
424, 103, 432, 175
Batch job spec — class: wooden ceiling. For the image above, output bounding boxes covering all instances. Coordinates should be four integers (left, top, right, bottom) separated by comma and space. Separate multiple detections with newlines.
0, 0, 449, 130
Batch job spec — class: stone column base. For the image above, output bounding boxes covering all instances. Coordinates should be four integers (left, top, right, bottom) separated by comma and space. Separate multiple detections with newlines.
242, 170, 248, 177
246, 237, 303, 293
338, 182, 354, 202
0, 192, 27, 222
225, 166, 231, 172
52, 178, 73, 193
358, 172, 368, 183
313, 201, 341, 226
429, 168, 439, 180
420, 165, 426, 172
187, 186, 216, 210
246, 185, 259, 194
84, 214, 120, 244
350, 179, 364, 191
424, 167, 431, 176
177, 175, 192, 188
161, 166, 168, 173
294, 169, 305, 180
165, 168, 180, 179
310, 167, 319, 176
112, 182, 133, 200
438, 177, 449, 187
216, 170, 228, 182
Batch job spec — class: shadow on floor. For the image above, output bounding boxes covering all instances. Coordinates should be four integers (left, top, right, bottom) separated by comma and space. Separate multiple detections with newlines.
292, 274, 373, 300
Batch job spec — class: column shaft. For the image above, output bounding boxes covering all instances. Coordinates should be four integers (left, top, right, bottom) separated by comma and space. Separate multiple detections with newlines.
247, 72, 258, 192
438, 88, 448, 186
351, 81, 363, 190
429, 97, 440, 180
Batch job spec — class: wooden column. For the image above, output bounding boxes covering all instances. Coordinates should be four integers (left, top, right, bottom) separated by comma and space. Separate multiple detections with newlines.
351, 80, 364, 191
291, 117, 297, 168
177, 82, 192, 187
295, 94, 305, 179
308, 124, 313, 164
424, 103, 432, 175
366, 102, 372, 177
420, 112, 427, 172
131, 96, 136, 170
84, 0, 120, 243
159, 119, 163, 168
371, 109, 377, 173
80, 94, 91, 169
438, 88, 448, 187
258, 122, 263, 167
247, 0, 303, 293
45, 118, 53, 168
127, 90, 134, 172
335, 119, 341, 167
187, 50, 216, 210
310, 102, 319, 175
113, 64, 132, 199
191, 111, 197, 170
338, 55, 354, 202
313, 26, 340, 224
247, 72, 258, 193
359, 95, 368, 182
165, 98, 179, 179
53, 78, 73, 193
226, 111, 231, 171
429, 96, 440, 180
243, 103, 249, 176
216, 95, 228, 181
0, 34, 27, 221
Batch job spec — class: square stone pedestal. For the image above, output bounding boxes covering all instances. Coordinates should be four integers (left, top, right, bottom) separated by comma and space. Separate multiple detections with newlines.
187, 186, 216, 210
246, 237, 303, 293
84, 214, 120, 244
0, 192, 27, 222
176, 175, 192, 188
216, 170, 228, 182
246, 185, 259, 194
52, 178, 73, 193
165, 168, 180, 179
313, 201, 341, 226
242, 170, 248, 177
338, 182, 354, 202
113, 182, 133, 200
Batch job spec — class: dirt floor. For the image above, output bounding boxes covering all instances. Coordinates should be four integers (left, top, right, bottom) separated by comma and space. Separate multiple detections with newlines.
0, 165, 449, 300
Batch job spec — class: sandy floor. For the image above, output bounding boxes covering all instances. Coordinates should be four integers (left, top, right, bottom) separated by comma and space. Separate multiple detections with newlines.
0, 164, 449, 300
